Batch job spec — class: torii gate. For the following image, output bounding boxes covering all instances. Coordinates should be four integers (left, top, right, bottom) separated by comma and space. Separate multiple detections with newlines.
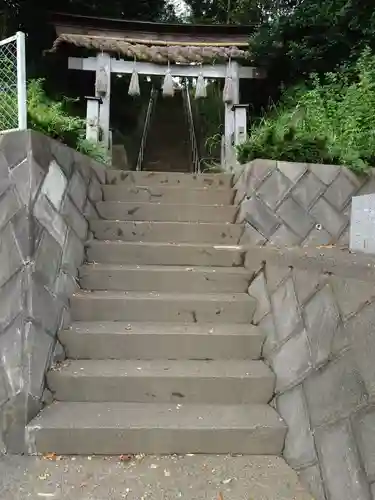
49, 12, 265, 169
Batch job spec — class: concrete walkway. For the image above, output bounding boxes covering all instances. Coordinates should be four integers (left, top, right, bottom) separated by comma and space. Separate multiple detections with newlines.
0, 454, 311, 499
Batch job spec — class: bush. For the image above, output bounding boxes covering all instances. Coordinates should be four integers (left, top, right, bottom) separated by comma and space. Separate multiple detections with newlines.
238, 50, 375, 174
0, 76, 108, 164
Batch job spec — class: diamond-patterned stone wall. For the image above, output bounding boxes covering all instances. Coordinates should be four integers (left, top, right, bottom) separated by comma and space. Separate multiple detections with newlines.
0, 130, 105, 453
247, 245, 375, 500
235, 159, 375, 248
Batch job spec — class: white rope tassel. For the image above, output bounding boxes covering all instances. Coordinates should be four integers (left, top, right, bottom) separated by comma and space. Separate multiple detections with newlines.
195, 69, 207, 99
223, 59, 234, 103
128, 59, 140, 97
162, 61, 174, 97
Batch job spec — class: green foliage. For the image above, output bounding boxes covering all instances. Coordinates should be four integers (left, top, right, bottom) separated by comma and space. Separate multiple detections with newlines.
238, 50, 375, 174
250, 0, 375, 85
27, 79, 109, 163
192, 82, 224, 162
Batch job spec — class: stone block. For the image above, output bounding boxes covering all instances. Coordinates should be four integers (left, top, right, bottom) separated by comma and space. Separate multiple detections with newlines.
302, 226, 332, 247
304, 351, 367, 427
54, 271, 77, 302
0, 370, 8, 406
11, 209, 32, 259
248, 271, 270, 323
68, 170, 87, 211
353, 407, 375, 481
73, 151, 94, 182
0, 223, 24, 288
40, 160, 68, 211
25, 322, 54, 399
315, 420, 371, 500
308, 163, 340, 185
257, 169, 292, 210
337, 225, 350, 247
0, 316, 24, 397
49, 139, 74, 178
265, 264, 291, 293
61, 227, 85, 277
52, 339, 66, 363
239, 222, 267, 245
29, 130, 53, 172
233, 164, 250, 204
293, 268, 322, 305
271, 330, 312, 392
347, 302, 375, 399
298, 465, 327, 500
88, 175, 103, 202
266, 224, 301, 247
244, 159, 277, 193
324, 170, 357, 210
330, 276, 374, 320
271, 277, 302, 341
309, 197, 348, 238
0, 149, 9, 185
276, 385, 316, 468
277, 197, 315, 238
277, 161, 307, 183
292, 172, 326, 209
27, 281, 62, 336
304, 285, 340, 367
0, 187, 22, 230
0, 130, 28, 169
238, 196, 280, 237
1, 391, 41, 453
61, 195, 88, 240
83, 198, 99, 219
33, 193, 68, 247
33, 230, 62, 288
0, 269, 26, 331
371, 482, 375, 500
259, 313, 278, 358
9, 157, 44, 206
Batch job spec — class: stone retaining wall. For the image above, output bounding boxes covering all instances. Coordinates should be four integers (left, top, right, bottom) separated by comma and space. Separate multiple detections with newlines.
0, 130, 105, 453
246, 245, 375, 500
235, 159, 375, 248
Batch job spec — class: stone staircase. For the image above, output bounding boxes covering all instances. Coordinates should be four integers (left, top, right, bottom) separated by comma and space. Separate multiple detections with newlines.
26, 171, 286, 455
142, 90, 192, 173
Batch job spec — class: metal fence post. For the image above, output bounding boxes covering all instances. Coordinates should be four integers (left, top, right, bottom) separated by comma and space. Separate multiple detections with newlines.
16, 31, 27, 130
0, 31, 26, 133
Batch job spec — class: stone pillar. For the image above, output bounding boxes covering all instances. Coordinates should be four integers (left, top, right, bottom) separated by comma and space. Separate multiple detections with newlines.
232, 104, 249, 146
85, 96, 102, 143
224, 61, 240, 169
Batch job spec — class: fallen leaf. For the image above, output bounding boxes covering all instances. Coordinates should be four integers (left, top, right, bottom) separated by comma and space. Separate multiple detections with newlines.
119, 454, 133, 462
43, 452, 57, 461
222, 478, 234, 485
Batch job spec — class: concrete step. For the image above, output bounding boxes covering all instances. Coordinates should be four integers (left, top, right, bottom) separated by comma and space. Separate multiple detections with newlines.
86, 241, 245, 267
96, 201, 237, 223
89, 220, 243, 244
71, 291, 256, 323
103, 185, 234, 205
79, 264, 251, 293
60, 322, 264, 360
27, 402, 286, 455
105, 171, 232, 188
48, 359, 274, 404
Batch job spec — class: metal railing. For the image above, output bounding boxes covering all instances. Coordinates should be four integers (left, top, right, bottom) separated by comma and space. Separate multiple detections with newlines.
182, 83, 200, 174
0, 32, 27, 133
136, 86, 157, 171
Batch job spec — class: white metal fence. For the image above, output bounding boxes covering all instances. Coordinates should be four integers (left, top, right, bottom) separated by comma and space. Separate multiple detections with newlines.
0, 32, 27, 133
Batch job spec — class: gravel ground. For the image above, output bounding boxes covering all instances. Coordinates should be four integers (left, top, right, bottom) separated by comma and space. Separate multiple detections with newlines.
0, 454, 312, 500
